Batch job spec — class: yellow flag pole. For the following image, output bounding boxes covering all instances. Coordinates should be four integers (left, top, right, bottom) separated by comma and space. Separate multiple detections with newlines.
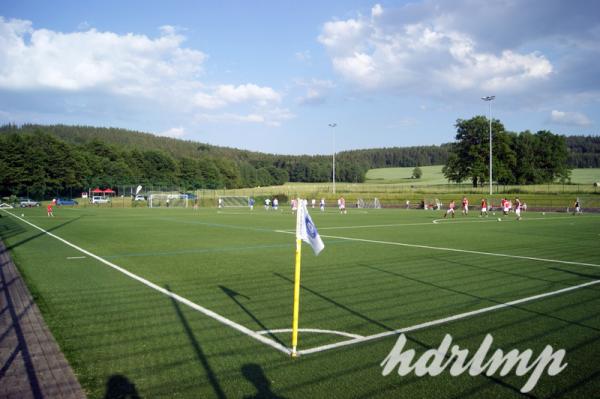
291, 236, 302, 357
291, 198, 303, 357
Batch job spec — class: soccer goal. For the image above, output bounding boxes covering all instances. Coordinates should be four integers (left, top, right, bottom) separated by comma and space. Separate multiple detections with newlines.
148, 193, 188, 208
218, 196, 249, 208
356, 198, 382, 209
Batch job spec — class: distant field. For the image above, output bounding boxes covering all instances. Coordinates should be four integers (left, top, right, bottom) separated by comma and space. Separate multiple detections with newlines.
365, 165, 447, 184
366, 166, 600, 185
1, 206, 599, 398
570, 168, 600, 184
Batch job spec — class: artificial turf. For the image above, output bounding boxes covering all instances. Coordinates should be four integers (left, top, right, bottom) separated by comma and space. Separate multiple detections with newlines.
1, 205, 599, 398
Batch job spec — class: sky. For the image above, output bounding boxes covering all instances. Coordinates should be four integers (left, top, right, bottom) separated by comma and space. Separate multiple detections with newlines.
0, 0, 599, 155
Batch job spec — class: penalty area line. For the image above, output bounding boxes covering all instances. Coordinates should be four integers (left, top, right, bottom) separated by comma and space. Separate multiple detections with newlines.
317, 233, 600, 269
298, 278, 600, 355
1, 209, 291, 356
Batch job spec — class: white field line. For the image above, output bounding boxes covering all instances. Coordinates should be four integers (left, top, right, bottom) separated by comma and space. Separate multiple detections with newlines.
256, 328, 363, 339
314, 214, 597, 231
276, 228, 600, 269
298, 278, 600, 355
66, 256, 86, 260
316, 233, 600, 269
1, 209, 291, 355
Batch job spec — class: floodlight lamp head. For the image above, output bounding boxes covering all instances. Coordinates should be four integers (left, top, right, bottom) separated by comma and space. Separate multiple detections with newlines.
328, 123, 337, 127
481, 96, 496, 101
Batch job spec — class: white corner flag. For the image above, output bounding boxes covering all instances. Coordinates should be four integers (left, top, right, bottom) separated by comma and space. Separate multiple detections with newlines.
296, 200, 325, 255
291, 199, 325, 357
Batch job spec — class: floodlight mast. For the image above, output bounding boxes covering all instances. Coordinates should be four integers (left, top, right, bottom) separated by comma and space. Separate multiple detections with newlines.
329, 123, 337, 194
481, 96, 495, 196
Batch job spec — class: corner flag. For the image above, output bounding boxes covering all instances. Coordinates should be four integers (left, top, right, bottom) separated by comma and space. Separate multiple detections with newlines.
291, 199, 325, 357
297, 200, 325, 255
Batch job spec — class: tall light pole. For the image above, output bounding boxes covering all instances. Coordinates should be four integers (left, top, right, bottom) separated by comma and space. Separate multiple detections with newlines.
481, 96, 495, 195
328, 123, 337, 194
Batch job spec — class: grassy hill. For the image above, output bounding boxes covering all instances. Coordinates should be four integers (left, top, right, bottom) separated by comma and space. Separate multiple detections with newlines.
366, 166, 600, 185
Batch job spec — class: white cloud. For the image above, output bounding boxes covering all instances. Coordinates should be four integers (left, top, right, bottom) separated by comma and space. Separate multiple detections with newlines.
195, 107, 294, 127
319, 5, 553, 94
0, 18, 206, 94
0, 17, 286, 124
295, 78, 335, 105
159, 126, 187, 138
371, 4, 383, 18
215, 84, 281, 105
550, 110, 592, 126
295, 50, 311, 63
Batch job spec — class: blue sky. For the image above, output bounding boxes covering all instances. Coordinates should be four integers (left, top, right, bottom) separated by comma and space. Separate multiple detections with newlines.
1, 1, 599, 154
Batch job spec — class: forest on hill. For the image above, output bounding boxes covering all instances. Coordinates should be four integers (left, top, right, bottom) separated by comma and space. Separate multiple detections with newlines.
0, 123, 597, 199
0, 124, 447, 198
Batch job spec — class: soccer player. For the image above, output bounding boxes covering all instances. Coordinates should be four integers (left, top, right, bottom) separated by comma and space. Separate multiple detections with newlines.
573, 198, 581, 215
311, 198, 316, 209
264, 198, 270, 210
218, 198, 223, 208
291, 198, 297, 214
47, 203, 54, 217
502, 198, 509, 215
320, 198, 325, 212
515, 197, 522, 221
461, 197, 469, 216
248, 197, 255, 211
480, 198, 488, 217
443, 200, 456, 218
339, 197, 346, 214
273, 198, 279, 211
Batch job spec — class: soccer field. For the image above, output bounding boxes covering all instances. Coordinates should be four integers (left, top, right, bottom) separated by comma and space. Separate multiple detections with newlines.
1, 206, 599, 398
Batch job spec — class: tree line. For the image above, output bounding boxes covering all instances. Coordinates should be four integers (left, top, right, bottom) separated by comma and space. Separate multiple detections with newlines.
442, 116, 572, 186
0, 124, 448, 198
1, 123, 597, 199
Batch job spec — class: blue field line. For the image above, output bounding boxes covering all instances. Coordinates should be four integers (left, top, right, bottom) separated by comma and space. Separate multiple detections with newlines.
102, 239, 351, 259
156, 217, 282, 233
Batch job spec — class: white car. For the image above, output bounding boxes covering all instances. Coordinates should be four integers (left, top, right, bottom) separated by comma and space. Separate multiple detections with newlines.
134, 195, 146, 201
90, 196, 109, 204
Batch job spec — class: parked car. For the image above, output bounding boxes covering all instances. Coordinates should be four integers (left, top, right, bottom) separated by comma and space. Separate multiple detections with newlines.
57, 198, 78, 206
90, 196, 109, 204
134, 195, 146, 201
19, 198, 40, 207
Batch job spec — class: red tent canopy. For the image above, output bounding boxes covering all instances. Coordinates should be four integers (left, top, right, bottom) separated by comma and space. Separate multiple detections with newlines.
91, 188, 103, 193
103, 188, 116, 194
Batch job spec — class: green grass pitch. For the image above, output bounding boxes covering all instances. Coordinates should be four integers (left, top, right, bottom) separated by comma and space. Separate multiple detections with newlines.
1, 205, 599, 398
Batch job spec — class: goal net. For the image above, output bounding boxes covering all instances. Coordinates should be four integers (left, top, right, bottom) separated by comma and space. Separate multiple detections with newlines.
218, 196, 249, 208
356, 198, 382, 209
148, 193, 188, 208
423, 198, 442, 210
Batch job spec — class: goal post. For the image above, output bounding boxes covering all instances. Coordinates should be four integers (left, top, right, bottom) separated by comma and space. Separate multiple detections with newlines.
356, 198, 382, 209
148, 193, 188, 208
218, 196, 250, 208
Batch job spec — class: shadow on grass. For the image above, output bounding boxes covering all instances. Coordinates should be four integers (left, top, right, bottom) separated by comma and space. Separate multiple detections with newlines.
272, 271, 536, 398
550, 267, 600, 280
242, 363, 287, 399
0, 212, 26, 241
219, 285, 285, 347
166, 284, 226, 399
0, 215, 82, 254
104, 374, 140, 399
366, 261, 600, 334
0, 240, 42, 398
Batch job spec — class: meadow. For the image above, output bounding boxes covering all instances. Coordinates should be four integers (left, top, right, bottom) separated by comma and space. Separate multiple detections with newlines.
365, 166, 600, 185
1, 204, 599, 398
